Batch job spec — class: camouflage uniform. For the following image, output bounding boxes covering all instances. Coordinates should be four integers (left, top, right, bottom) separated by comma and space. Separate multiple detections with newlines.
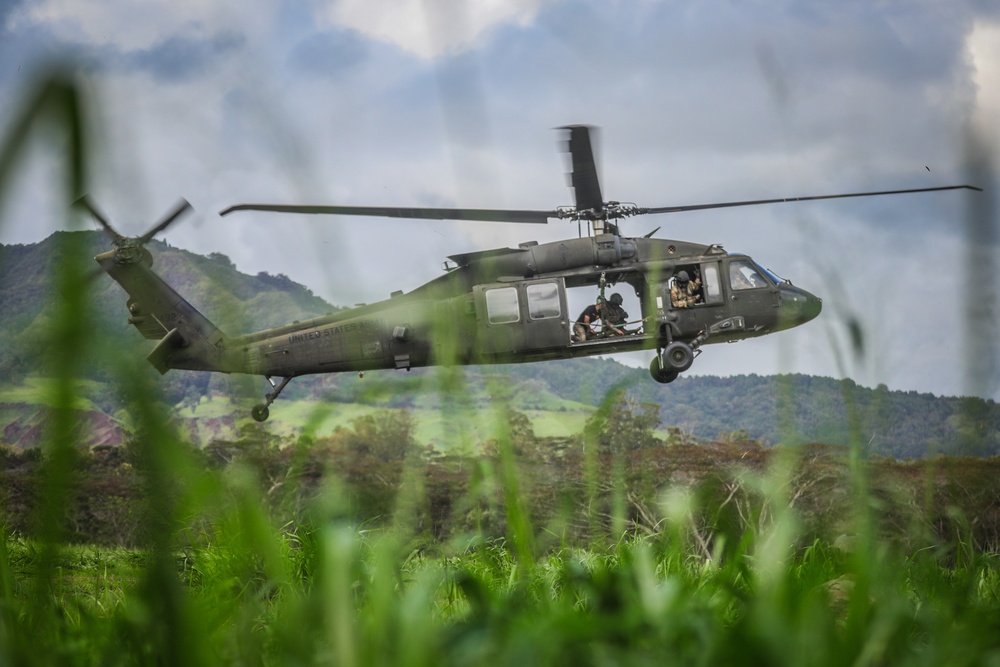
602, 302, 628, 335
670, 272, 702, 308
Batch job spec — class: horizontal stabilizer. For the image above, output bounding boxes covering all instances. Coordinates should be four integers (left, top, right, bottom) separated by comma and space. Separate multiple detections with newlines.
147, 327, 186, 375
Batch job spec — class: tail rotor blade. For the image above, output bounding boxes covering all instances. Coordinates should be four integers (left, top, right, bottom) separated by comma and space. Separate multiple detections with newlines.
139, 198, 192, 244
74, 195, 122, 241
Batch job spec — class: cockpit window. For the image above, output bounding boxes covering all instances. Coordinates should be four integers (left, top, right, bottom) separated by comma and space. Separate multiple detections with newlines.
758, 264, 784, 284
729, 260, 768, 291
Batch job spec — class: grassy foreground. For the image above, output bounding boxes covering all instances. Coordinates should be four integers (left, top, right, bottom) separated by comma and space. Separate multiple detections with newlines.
4, 434, 1000, 666
4, 531, 1000, 666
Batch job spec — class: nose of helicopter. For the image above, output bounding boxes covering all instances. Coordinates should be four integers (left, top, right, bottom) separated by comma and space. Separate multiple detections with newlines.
777, 284, 823, 329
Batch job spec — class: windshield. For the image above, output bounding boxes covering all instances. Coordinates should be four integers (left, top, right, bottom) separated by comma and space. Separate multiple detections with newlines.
757, 263, 784, 284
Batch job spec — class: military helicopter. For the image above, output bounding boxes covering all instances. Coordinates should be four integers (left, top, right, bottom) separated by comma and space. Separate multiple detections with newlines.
82, 126, 979, 421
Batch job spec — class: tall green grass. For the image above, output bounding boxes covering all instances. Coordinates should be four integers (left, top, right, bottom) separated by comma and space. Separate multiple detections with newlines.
2, 69, 1000, 666
4, 504, 1000, 665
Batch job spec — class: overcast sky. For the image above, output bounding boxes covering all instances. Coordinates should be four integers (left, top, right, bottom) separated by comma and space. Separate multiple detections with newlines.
1, 0, 998, 401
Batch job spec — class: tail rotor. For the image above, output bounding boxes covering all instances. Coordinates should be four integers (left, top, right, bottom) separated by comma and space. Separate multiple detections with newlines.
75, 196, 192, 265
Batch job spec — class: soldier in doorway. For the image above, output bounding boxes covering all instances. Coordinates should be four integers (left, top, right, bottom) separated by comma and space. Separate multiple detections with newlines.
602, 292, 629, 336
573, 299, 604, 341
670, 270, 702, 308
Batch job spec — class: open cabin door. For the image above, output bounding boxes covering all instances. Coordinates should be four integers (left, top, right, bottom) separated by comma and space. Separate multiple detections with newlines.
649, 260, 732, 337
473, 278, 568, 357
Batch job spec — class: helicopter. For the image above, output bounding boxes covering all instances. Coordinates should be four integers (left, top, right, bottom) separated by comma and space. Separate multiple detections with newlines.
82, 125, 980, 421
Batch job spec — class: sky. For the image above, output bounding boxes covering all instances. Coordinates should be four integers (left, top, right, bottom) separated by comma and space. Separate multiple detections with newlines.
1, 0, 998, 401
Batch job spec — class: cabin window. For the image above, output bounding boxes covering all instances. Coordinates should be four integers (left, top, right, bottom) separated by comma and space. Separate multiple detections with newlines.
729, 260, 767, 290
701, 263, 723, 304
526, 282, 561, 320
485, 287, 520, 324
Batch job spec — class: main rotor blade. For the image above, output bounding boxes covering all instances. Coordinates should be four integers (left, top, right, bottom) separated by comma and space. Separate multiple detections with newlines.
638, 184, 983, 216
561, 125, 603, 212
74, 195, 122, 241
219, 204, 557, 224
138, 199, 193, 244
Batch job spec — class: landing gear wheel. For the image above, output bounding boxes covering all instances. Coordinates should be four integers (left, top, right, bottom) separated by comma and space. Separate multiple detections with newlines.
251, 404, 270, 422
663, 341, 694, 372
250, 376, 294, 421
650, 357, 679, 384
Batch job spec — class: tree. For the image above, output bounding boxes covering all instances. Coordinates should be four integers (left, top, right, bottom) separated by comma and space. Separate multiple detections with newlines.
584, 392, 661, 455
340, 410, 415, 463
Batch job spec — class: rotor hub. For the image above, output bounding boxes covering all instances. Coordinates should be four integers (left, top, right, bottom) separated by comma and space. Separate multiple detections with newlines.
113, 237, 142, 263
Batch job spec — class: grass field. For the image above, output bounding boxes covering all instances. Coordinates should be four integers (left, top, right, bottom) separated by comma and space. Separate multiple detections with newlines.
0, 376, 106, 412
5, 489, 1000, 666
0, 373, 594, 449
174, 395, 594, 448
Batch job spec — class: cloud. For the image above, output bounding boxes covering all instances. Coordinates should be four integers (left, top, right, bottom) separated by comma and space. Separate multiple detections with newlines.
123, 32, 245, 81
320, 0, 551, 60
0, 0, 28, 30
4, 0, 254, 84
7, 0, 261, 52
288, 28, 368, 77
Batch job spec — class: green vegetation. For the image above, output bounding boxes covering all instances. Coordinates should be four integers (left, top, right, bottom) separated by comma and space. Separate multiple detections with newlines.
5, 403, 1000, 665
3, 70, 1000, 666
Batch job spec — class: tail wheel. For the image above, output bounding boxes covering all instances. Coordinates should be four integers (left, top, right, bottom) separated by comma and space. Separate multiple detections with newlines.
251, 404, 270, 422
664, 341, 694, 372
649, 357, 679, 384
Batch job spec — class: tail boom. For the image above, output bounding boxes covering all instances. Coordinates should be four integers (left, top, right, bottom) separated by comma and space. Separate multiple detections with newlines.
96, 250, 233, 374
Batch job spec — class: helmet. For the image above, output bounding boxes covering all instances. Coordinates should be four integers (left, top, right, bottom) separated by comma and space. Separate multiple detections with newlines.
677, 271, 690, 284
609, 292, 623, 305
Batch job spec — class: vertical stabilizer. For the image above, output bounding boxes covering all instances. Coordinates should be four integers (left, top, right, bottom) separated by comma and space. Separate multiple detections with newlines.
96, 249, 231, 374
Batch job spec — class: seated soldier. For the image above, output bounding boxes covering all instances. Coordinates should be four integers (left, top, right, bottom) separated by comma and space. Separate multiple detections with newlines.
670, 271, 702, 308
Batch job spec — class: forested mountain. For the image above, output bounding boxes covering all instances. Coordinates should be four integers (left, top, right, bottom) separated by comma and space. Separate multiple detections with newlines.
0, 231, 335, 382
1, 232, 997, 458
